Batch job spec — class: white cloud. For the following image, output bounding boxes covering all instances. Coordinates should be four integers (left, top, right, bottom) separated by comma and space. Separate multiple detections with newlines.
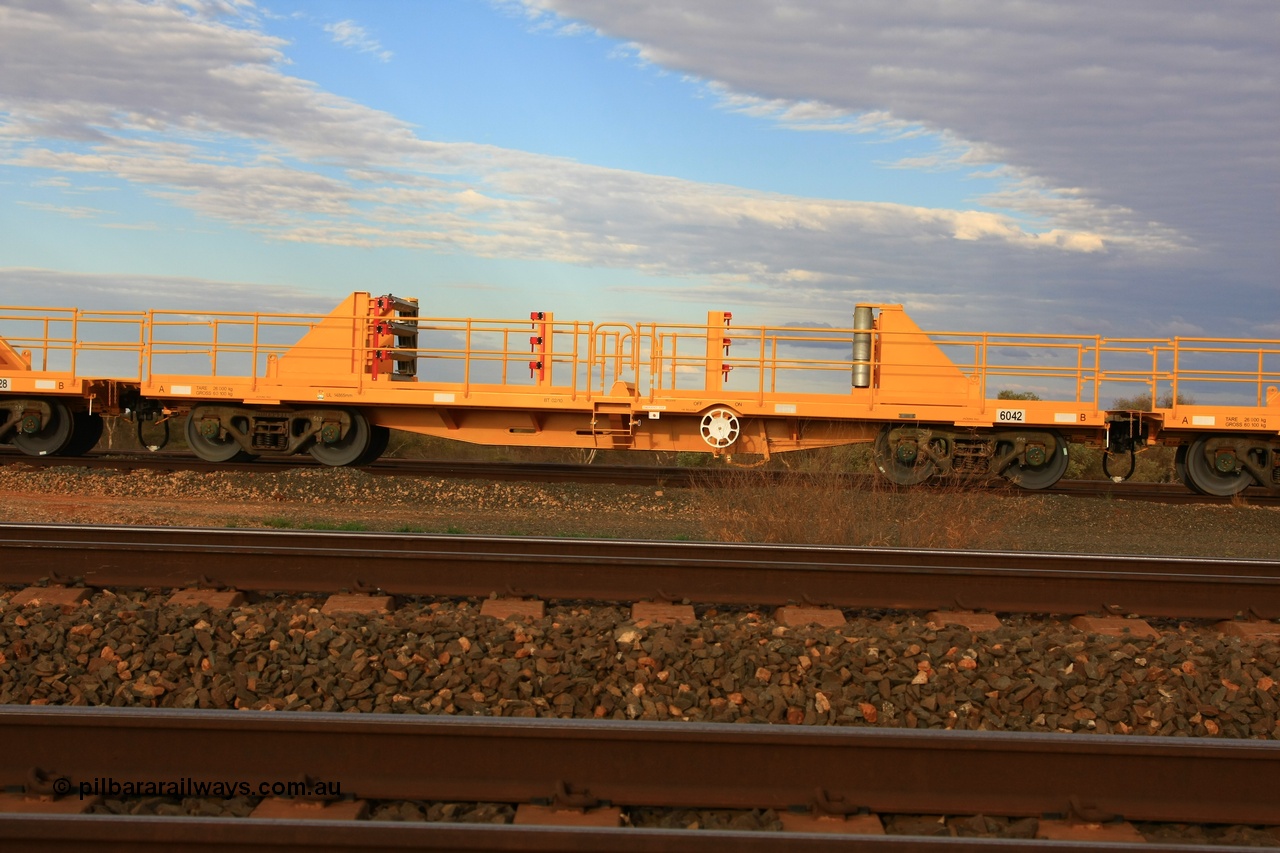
0, 267, 333, 314
17, 200, 103, 219
518, 0, 1278, 285
324, 19, 393, 62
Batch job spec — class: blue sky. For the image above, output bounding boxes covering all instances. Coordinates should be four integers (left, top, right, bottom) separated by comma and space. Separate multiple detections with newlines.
0, 0, 1276, 340
270, 2, 987, 206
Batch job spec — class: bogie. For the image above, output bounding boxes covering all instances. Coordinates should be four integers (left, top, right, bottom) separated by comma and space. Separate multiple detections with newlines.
873, 425, 1070, 491
182, 405, 378, 466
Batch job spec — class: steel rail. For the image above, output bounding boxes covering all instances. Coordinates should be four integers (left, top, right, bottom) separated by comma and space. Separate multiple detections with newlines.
0, 814, 1262, 853
1, 707, 1277, 826
2, 447, 1276, 505
2, 523, 1279, 619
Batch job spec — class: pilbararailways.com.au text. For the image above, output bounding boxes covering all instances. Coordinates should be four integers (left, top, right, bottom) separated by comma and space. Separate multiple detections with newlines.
56, 776, 343, 800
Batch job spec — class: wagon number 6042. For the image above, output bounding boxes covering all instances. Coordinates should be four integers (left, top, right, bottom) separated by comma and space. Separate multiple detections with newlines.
996, 409, 1025, 423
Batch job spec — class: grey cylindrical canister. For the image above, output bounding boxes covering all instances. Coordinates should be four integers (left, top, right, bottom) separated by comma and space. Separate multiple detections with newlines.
852, 305, 873, 388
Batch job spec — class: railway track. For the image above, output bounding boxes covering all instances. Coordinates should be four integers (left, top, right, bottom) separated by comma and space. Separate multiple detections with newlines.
2, 446, 1277, 505
1, 706, 1276, 850
4, 527, 1278, 848
3, 523, 1279, 620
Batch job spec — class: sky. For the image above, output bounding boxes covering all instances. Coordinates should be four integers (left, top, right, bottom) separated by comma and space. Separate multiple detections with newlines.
0, 0, 1276, 343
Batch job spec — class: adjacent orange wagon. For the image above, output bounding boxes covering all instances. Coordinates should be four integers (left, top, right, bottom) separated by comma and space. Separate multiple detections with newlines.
2, 292, 1277, 494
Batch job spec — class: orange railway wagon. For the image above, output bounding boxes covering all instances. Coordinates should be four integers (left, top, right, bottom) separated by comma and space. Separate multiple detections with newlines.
2, 292, 1278, 495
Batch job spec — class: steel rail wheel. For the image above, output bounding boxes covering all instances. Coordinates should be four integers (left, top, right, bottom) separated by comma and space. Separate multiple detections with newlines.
355, 424, 390, 466
186, 406, 253, 463
12, 400, 74, 457
310, 409, 372, 467
61, 411, 104, 457
998, 430, 1069, 490
1175, 445, 1202, 494
1183, 435, 1252, 496
873, 426, 937, 486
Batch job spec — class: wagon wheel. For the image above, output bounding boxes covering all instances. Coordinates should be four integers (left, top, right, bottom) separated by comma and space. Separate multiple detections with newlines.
12, 400, 74, 457
1175, 444, 1201, 494
61, 411, 105, 456
872, 426, 937, 486
1182, 435, 1252, 496
310, 409, 372, 467
355, 424, 390, 466
186, 406, 253, 462
997, 430, 1069, 490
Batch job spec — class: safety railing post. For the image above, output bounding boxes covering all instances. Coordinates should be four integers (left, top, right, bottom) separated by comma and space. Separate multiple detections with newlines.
250, 311, 261, 386
978, 335, 988, 411
253, 311, 263, 384
669, 334, 677, 391
137, 313, 145, 381
145, 310, 154, 381
587, 324, 599, 397
757, 326, 766, 402
769, 334, 778, 395
69, 310, 78, 378
1074, 344, 1083, 404
630, 327, 641, 397
1093, 337, 1101, 409
502, 328, 511, 385
463, 320, 472, 398
211, 319, 219, 376
1258, 349, 1265, 407
570, 321, 581, 401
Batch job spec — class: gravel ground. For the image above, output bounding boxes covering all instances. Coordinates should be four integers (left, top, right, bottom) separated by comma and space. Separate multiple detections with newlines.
7, 593, 1277, 843
79, 792, 1280, 846
4, 592, 1277, 738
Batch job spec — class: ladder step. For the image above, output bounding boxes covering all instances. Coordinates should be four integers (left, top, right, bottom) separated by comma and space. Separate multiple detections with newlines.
374, 321, 419, 336
374, 294, 419, 315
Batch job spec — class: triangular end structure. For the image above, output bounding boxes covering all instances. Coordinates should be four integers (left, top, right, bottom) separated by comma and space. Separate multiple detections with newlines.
0, 335, 30, 371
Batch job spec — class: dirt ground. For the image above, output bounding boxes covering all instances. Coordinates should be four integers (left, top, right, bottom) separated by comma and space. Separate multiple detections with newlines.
0, 463, 1276, 559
